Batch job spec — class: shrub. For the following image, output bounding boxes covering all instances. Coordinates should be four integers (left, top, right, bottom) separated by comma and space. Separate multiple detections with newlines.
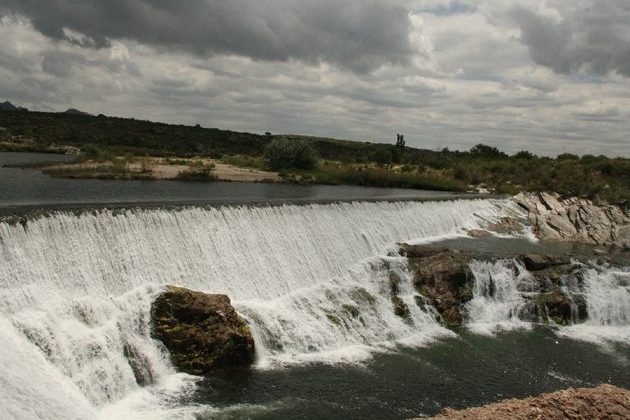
175, 164, 217, 182
264, 137, 318, 170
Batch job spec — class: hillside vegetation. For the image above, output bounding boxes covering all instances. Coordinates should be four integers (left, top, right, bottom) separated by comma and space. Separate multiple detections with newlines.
0, 110, 628, 204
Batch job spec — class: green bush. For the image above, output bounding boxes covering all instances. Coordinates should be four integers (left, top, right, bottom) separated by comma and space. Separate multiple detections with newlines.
264, 137, 319, 170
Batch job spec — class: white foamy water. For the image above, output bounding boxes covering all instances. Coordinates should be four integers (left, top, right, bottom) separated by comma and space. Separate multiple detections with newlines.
463, 258, 630, 345
0, 199, 520, 419
559, 265, 630, 345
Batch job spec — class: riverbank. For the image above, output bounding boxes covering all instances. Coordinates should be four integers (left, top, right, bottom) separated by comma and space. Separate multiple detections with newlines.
41, 157, 282, 183
426, 384, 630, 419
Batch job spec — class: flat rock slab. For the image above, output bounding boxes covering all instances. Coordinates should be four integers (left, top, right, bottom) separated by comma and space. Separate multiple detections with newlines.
422, 384, 630, 419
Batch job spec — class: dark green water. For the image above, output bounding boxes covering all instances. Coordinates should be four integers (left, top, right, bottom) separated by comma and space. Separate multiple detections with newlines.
188, 328, 629, 419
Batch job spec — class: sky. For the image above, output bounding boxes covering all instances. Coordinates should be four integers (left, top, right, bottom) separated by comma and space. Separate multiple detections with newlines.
0, 0, 629, 157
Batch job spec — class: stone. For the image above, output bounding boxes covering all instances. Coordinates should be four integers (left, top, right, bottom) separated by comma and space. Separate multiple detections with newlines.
466, 229, 492, 238
401, 245, 474, 327
522, 254, 568, 272
151, 286, 255, 375
422, 384, 630, 419
514, 192, 630, 247
402, 244, 587, 328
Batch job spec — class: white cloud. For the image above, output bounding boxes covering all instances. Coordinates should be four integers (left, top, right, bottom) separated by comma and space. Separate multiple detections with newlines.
0, 2, 629, 157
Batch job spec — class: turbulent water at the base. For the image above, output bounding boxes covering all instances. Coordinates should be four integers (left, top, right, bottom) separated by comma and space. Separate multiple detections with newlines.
1, 199, 628, 419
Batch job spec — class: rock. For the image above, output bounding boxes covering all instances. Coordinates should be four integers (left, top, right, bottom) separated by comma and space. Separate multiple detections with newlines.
615, 225, 630, 250
151, 286, 255, 375
487, 217, 525, 235
466, 229, 492, 238
522, 254, 568, 271
536, 291, 586, 325
422, 384, 630, 419
401, 245, 474, 326
401, 244, 588, 327
514, 192, 630, 247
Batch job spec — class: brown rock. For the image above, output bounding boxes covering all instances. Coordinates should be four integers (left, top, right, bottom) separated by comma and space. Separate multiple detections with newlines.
401, 245, 474, 326
422, 384, 630, 419
151, 286, 255, 375
466, 229, 492, 238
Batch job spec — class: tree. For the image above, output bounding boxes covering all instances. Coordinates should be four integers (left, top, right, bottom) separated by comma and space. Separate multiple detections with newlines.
263, 137, 319, 170
395, 133, 405, 150
470, 143, 506, 158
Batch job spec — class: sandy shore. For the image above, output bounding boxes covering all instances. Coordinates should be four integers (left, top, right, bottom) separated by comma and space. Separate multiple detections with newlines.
45, 158, 282, 182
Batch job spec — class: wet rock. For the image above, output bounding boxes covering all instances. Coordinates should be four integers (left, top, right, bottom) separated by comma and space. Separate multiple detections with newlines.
514, 192, 630, 247
151, 286, 255, 375
423, 384, 630, 419
400, 245, 474, 327
487, 216, 525, 235
536, 290, 586, 325
401, 244, 590, 327
466, 229, 492, 238
522, 254, 568, 271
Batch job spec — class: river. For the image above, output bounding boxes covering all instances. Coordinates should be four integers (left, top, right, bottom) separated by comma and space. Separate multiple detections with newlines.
0, 152, 628, 420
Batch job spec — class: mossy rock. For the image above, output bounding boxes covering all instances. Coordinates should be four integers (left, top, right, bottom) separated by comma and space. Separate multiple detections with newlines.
391, 296, 410, 319
151, 286, 255, 375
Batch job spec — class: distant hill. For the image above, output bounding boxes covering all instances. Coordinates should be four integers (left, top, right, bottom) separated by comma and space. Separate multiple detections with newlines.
0, 109, 434, 161
64, 108, 92, 116
0, 101, 18, 111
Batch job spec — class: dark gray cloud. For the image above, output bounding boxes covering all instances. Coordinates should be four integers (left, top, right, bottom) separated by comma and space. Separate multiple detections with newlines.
512, 1, 630, 77
0, 0, 414, 73
1, 2, 629, 157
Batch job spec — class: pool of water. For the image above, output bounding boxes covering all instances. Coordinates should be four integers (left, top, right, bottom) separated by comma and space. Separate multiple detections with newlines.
188, 328, 629, 419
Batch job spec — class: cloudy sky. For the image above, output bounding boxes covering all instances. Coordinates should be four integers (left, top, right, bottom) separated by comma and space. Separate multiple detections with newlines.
1, 0, 629, 157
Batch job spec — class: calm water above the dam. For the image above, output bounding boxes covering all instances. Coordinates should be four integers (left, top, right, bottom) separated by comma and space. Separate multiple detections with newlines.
0, 152, 463, 212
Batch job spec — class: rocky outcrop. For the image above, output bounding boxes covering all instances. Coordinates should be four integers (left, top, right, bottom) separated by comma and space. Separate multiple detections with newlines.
400, 245, 588, 327
514, 192, 630, 249
151, 286, 255, 375
423, 384, 630, 419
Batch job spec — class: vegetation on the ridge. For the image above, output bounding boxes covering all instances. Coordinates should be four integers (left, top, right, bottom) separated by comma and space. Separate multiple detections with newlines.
0, 109, 628, 203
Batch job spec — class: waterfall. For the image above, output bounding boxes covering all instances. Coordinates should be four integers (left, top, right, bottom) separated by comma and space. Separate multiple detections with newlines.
559, 265, 630, 345
465, 259, 538, 335
0, 198, 521, 418
463, 258, 630, 344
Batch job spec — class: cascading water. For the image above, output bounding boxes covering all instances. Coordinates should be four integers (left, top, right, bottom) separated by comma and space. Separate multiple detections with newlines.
463, 258, 630, 343
3, 197, 628, 419
559, 265, 630, 345
0, 198, 522, 419
464, 259, 538, 335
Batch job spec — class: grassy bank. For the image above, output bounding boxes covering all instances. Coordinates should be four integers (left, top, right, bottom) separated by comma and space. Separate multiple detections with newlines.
0, 109, 628, 203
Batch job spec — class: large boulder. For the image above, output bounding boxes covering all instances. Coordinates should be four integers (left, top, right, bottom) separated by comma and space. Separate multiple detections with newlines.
151, 286, 255, 375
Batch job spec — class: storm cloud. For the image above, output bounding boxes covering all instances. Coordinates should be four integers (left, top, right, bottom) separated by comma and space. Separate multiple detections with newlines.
0, 0, 629, 157
0, 0, 414, 73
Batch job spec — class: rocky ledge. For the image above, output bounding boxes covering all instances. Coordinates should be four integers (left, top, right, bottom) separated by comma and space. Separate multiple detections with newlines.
514, 192, 630, 249
422, 384, 630, 419
151, 286, 255, 375
400, 245, 588, 327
